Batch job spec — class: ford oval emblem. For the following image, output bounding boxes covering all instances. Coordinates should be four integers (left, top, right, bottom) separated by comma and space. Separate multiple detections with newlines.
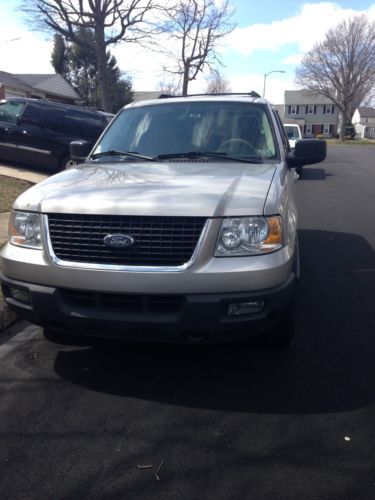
103, 234, 135, 249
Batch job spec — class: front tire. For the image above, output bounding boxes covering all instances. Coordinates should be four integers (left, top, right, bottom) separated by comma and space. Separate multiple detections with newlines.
59, 156, 76, 171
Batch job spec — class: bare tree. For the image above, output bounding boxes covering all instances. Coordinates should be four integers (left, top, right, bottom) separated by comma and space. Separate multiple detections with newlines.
157, 78, 181, 96
296, 15, 375, 139
25, 0, 155, 111
205, 69, 231, 94
161, 0, 235, 96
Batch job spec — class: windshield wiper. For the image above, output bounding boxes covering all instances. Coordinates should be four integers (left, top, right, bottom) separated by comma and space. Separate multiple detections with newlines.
155, 151, 263, 164
90, 150, 156, 161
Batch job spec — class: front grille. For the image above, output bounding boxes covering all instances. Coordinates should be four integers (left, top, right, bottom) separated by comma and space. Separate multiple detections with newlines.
61, 289, 184, 315
47, 214, 207, 266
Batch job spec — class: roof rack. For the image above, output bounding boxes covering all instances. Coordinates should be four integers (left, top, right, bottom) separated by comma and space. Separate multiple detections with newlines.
158, 91, 262, 99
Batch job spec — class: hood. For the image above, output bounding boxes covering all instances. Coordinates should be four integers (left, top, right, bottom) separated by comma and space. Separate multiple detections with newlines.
14, 161, 277, 217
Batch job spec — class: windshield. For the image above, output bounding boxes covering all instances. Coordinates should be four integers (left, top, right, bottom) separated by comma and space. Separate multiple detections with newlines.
93, 101, 277, 162
0, 101, 24, 124
284, 125, 300, 139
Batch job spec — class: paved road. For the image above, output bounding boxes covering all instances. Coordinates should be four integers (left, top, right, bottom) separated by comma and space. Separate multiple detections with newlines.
1, 146, 375, 499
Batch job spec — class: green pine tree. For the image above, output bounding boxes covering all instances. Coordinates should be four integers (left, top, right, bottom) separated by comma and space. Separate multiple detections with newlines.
51, 29, 133, 113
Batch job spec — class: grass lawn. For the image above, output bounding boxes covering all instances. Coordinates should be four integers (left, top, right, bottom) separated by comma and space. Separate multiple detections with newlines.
0, 175, 34, 213
326, 138, 375, 146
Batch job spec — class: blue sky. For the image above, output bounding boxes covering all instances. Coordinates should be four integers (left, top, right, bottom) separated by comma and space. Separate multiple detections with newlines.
233, 0, 374, 24
1, 1, 374, 103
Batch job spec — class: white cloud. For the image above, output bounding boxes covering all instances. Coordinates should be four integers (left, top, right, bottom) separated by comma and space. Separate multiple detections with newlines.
225, 74, 298, 104
113, 37, 176, 91
121, 1, 375, 93
281, 54, 304, 65
0, 28, 54, 73
225, 2, 375, 56
1, 1, 374, 99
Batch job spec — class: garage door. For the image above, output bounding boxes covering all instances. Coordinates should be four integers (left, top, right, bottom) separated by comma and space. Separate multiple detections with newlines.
4, 90, 27, 98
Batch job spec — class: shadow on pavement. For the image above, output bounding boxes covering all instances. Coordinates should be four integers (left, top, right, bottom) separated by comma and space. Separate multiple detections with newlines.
53, 229, 375, 415
300, 167, 332, 180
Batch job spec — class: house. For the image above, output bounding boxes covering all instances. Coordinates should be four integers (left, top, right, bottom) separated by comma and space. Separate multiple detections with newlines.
0, 71, 80, 103
274, 104, 285, 121
132, 91, 164, 102
352, 107, 375, 139
283, 90, 339, 138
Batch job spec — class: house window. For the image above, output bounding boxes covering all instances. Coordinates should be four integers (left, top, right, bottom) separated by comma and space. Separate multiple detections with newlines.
325, 105, 332, 114
323, 124, 330, 134
308, 105, 314, 114
290, 105, 297, 115
305, 124, 312, 135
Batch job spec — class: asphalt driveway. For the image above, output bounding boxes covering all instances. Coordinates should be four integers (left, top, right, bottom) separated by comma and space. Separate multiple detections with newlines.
1, 145, 375, 499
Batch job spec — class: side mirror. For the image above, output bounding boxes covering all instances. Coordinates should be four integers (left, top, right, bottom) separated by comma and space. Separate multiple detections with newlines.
70, 140, 92, 164
286, 139, 327, 168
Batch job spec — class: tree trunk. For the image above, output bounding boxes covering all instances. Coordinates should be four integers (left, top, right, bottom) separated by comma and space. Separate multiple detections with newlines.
182, 63, 190, 96
95, 24, 111, 112
339, 108, 348, 141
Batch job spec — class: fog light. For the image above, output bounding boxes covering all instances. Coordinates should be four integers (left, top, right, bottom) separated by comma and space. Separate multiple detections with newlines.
228, 301, 264, 316
9, 286, 31, 305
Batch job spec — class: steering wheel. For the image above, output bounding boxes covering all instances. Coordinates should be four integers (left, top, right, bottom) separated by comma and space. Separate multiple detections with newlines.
218, 138, 256, 155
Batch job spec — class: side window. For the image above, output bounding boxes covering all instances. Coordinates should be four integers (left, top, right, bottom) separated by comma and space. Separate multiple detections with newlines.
63, 110, 105, 140
272, 110, 290, 154
0, 101, 24, 124
43, 107, 65, 133
20, 103, 45, 126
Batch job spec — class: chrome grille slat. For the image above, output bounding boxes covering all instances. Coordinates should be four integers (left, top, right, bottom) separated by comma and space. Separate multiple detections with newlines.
47, 214, 207, 266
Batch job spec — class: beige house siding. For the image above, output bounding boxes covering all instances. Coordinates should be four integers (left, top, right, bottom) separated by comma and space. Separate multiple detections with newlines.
284, 89, 339, 137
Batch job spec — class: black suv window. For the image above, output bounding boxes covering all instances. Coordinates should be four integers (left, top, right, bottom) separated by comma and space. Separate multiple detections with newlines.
21, 102, 46, 126
20, 103, 106, 140
62, 109, 106, 139
0, 101, 24, 124
39, 105, 105, 140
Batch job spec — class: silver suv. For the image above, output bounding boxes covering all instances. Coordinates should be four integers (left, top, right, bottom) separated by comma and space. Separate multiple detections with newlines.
0, 94, 326, 347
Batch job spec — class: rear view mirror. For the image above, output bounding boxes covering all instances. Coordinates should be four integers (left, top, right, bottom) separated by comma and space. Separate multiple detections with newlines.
286, 139, 327, 168
70, 140, 92, 164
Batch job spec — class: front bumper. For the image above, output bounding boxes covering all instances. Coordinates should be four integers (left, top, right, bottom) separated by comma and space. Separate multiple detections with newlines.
0, 272, 296, 343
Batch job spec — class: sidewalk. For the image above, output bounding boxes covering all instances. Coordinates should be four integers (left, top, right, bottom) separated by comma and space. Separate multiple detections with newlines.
0, 164, 48, 184
0, 164, 49, 332
0, 212, 10, 247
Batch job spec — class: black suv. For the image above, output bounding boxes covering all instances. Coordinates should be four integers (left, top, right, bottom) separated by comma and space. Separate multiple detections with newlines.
0, 98, 108, 170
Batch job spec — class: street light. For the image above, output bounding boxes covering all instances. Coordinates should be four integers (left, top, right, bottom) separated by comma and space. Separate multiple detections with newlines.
263, 70, 285, 98
0, 37, 21, 44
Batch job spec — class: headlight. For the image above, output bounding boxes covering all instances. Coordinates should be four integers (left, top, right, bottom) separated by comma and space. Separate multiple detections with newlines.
9, 211, 42, 249
215, 216, 283, 256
